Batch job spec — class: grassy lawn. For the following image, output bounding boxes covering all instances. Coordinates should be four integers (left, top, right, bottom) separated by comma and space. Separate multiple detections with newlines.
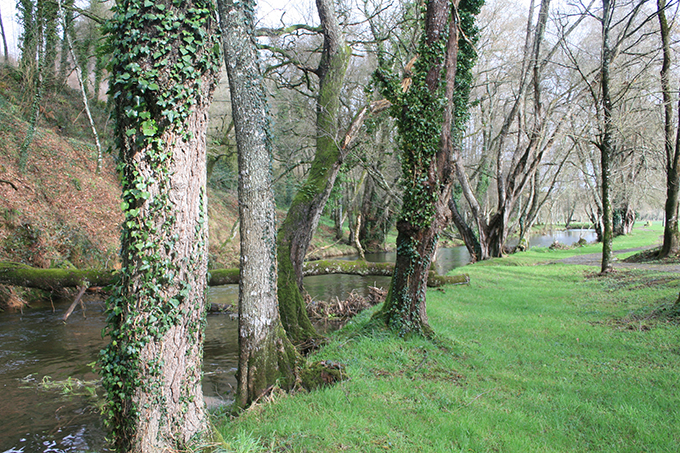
213, 223, 680, 452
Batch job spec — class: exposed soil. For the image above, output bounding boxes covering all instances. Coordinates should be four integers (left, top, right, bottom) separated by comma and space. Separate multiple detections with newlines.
557, 246, 680, 273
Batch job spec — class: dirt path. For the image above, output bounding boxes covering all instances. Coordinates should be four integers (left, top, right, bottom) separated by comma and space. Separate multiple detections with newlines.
557, 246, 680, 273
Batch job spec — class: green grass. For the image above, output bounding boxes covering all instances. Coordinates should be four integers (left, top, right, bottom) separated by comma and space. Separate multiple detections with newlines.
214, 223, 679, 452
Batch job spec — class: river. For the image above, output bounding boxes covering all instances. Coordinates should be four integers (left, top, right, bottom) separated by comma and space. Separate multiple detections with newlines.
0, 229, 596, 452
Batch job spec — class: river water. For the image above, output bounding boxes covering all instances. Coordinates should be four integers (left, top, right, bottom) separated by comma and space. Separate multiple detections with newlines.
0, 229, 596, 452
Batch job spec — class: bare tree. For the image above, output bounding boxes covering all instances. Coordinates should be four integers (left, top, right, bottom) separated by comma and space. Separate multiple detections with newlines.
658, 0, 680, 257
0, 5, 8, 62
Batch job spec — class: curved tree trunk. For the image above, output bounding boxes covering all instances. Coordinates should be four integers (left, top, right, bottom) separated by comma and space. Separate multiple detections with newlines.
448, 195, 481, 261
277, 0, 350, 344
99, 1, 220, 451
217, 0, 299, 408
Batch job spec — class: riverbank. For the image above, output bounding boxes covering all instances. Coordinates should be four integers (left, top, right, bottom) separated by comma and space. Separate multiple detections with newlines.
214, 223, 680, 452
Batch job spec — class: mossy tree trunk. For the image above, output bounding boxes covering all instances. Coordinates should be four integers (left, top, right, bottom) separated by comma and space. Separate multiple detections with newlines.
277, 0, 350, 344
99, 1, 220, 451
658, 0, 680, 258
217, 0, 299, 408
374, 0, 463, 336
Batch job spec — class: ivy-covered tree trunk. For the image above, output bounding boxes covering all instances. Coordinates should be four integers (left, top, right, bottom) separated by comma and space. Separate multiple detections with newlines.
658, 0, 680, 258
42, 0, 58, 85
217, 0, 299, 408
375, 0, 463, 336
277, 0, 350, 344
99, 1, 220, 451
58, 0, 75, 83
18, 0, 38, 74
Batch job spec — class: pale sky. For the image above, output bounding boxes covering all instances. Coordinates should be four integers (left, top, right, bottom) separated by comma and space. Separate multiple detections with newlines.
0, 0, 314, 59
0, 0, 536, 60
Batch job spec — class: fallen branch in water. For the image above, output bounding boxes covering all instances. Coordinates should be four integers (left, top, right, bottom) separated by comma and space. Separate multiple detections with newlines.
63, 284, 88, 321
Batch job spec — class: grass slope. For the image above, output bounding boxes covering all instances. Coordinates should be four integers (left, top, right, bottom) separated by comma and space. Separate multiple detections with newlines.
215, 223, 680, 452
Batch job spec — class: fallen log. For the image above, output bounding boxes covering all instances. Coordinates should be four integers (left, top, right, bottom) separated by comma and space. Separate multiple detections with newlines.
303, 259, 394, 277
0, 259, 469, 290
0, 261, 117, 291
302, 259, 469, 287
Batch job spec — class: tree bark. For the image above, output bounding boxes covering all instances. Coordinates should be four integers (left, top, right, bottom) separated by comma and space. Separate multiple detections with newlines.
0, 6, 8, 62
217, 0, 299, 408
375, 0, 463, 336
58, 0, 75, 83
276, 0, 351, 344
658, 0, 680, 258
600, 0, 614, 273
99, 1, 220, 451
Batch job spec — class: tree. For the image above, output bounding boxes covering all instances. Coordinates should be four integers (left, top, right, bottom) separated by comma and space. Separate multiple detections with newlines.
658, 0, 680, 258
0, 5, 8, 62
373, 0, 481, 335
272, 0, 352, 344
216, 0, 299, 408
599, 0, 616, 273
56, 0, 103, 174
98, 0, 220, 450
451, 0, 584, 260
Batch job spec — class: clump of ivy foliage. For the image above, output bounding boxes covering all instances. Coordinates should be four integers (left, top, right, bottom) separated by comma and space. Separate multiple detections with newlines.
371, 0, 482, 335
98, 0, 220, 449
374, 0, 483, 231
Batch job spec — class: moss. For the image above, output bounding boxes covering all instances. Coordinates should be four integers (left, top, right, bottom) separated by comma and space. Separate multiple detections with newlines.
276, 241, 320, 345
299, 360, 348, 391
236, 323, 302, 409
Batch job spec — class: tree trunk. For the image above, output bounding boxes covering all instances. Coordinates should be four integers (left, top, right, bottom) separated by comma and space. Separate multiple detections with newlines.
58, 0, 75, 83
376, 0, 463, 336
276, 0, 350, 344
18, 0, 38, 75
448, 195, 481, 261
217, 0, 299, 408
0, 6, 8, 63
359, 173, 394, 252
600, 0, 614, 273
42, 0, 58, 85
57, 0, 102, 173
658, 0, 680, 258
99, 1, 220, 451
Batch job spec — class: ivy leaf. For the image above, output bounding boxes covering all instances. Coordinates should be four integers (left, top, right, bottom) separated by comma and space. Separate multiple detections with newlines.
141, 120, 158, 137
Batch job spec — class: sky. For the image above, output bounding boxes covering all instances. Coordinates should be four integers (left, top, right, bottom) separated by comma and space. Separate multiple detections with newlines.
0, 0, 315, 60
0, 0, 536, 60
